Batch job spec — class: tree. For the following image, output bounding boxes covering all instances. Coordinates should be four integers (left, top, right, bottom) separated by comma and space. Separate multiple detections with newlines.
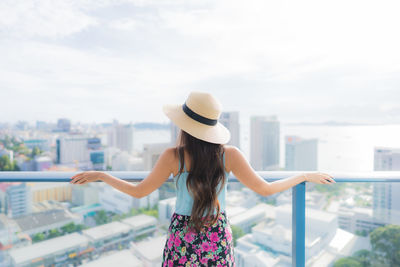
31, 146, 41, 158
334, 225, 400, 267
370, 224, 400, 266
48, 228, 61, 238
32, 232, 45, 243
0, 155, 19, 171
333, 257, 362, 267
230, 225, 245, 246
353, 249, 372, 267
94, 210, 110, 225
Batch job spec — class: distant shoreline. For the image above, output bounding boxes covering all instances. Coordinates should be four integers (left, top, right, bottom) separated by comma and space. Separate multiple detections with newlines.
283, 121, 399, 126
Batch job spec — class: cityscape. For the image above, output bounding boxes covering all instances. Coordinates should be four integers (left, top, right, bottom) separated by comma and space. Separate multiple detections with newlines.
0, 115, 399, 266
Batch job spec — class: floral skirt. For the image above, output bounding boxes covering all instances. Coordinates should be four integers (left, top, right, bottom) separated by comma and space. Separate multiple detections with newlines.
162, 211, 235, 267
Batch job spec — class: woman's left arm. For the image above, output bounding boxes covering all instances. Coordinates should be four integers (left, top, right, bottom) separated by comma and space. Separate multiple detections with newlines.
70, 147, 175, 198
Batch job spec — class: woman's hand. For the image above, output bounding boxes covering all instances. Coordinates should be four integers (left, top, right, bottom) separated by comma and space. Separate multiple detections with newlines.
70, 171, 103, 185
303, 172, 335, 184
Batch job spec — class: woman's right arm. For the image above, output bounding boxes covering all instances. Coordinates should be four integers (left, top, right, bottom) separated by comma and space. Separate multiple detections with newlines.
227, 146, 335, 197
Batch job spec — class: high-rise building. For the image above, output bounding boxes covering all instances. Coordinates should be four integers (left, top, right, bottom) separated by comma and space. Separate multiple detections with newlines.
219, 111, 240, 148
56, 136, 91, 167
107, 121, 134, 154
285, 135, 318, 171
6, 183, 32, 218
87, 137, 105, 170
56, 118, 71, 132
250, 115, 280, 171
170, 123, 180, 145
143, 143, 170, 170
373, 147, 400, 224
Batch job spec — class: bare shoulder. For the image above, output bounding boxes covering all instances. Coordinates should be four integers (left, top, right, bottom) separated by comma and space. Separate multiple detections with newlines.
223, 145, 242, 173
162, 147, 178, 160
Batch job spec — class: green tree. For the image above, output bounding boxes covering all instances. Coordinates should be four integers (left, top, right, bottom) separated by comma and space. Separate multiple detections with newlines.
31, 146, 41, 158
0, 155, 19, 171
230, 225, 245, 246
61, 222, 76, 234
48, 228, 61, 238
32, 232, 45, 243
333, 257, 362, 267
370, 224, 400, 266
353, 250, 372, 267
94, 210, 110, 225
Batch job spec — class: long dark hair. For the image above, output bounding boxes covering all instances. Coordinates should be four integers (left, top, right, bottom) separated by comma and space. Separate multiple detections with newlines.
175, 130, 226, 233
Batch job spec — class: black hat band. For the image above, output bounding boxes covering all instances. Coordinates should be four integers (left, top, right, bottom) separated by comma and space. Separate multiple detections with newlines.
182, 102, 218, 126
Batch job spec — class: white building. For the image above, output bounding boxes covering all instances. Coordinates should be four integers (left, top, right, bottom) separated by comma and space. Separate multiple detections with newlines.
250, 115, 280, 171
131, 235, 166, 267
7, 232, 90, 267
5, 183, 32, 218
373, 147, 400, 224
82, 221, 132, 251
111, 150, 144, 171
285, 135, 318, 171
229, 203, 270, 233
158, 197, 176, 224
98, 183, 159, 214
56, 135, 91, 169
339, 206, 385, 234
170, 123, 180, 146
143, 142, 170, 171
234, 204, 366, 267
107, 121, 134, 154
121, 214, 157, 239
219, 111, 240, 148
71, 184, 99, 206
80, 249, 143, 267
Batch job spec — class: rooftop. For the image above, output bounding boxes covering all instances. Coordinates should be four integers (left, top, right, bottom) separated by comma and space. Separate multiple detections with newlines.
82, 221, 131, 241
8, 232, 89, 264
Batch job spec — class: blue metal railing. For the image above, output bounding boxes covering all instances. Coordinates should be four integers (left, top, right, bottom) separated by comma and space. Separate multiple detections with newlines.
1, 171, 400, 267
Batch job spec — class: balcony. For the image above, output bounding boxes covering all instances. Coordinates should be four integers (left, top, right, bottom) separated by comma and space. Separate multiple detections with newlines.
0, 171, 400, 267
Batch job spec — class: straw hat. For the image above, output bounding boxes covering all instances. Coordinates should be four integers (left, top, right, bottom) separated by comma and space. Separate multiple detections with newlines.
162, 92, 231, 144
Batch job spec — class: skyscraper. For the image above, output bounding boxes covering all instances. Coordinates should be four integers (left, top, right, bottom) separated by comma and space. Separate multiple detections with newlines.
107, 121, 134, 154
219, 111, 240, 148
56, 118, 71, 132
250, 115, 280, 171
373, 147, 400, 224
170, 123, 179, 146
56, 136, 91, 169
285, 135, 318, 171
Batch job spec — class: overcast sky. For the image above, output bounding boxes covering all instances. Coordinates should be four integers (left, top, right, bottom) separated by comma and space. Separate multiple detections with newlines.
0, 0, 399, 125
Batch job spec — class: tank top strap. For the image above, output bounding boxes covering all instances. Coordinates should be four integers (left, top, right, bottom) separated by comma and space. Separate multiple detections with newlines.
223, 149, 226, 168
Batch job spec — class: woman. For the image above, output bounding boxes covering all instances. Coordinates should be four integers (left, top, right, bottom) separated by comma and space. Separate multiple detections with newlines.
70, 91, 335, 266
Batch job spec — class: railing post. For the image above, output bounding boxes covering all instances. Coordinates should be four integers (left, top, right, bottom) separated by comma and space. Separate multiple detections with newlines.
292, 182, 305, 267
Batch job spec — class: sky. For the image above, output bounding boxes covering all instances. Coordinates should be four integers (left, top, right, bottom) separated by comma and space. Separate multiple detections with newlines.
0, 0, 399, 126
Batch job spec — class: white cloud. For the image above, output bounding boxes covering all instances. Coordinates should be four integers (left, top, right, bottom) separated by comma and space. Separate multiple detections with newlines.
0, 0, 399, 124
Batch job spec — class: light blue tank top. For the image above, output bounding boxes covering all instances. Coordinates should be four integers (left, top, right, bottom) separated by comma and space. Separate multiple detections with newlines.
173, 151, 228, 216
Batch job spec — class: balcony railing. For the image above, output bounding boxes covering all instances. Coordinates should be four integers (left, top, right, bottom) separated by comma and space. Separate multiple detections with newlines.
1, 171, 400, 267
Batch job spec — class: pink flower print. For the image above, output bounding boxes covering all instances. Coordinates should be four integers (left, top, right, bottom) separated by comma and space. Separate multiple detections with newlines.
211, 242, 218, 252
210, 232, 219, 242
195, 248, 201, 255
167, 259, 174, 267
200, 257, 209, 265
179, 256, 187, 264
174, 235, 182, 247
184, 232, 195, 243
167, 234, 174, 249
201, 242, 211, 252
